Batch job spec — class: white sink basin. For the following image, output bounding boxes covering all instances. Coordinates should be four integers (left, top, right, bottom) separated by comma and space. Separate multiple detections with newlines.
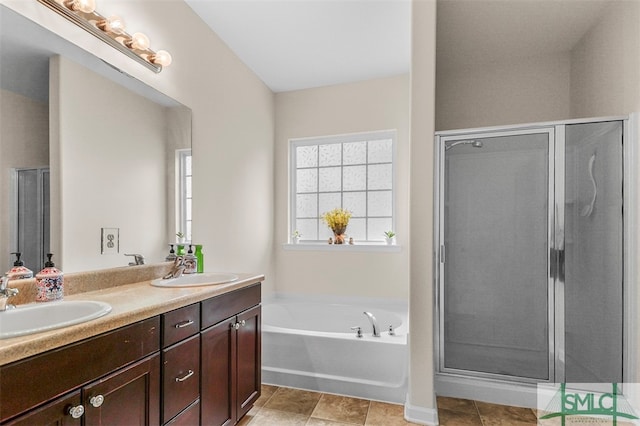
0, 300, 112, 339
151, 272, 239, 288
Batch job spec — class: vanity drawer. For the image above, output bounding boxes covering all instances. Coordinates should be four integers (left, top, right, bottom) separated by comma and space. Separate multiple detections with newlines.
162, 334, 200, 423
201, 283, 261, 329
165, 400, 200, 426
162, 303, 200, 348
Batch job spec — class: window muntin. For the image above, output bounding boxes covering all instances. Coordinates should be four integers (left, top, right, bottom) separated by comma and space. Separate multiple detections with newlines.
290, 130, 395, 243
177, 149, 192, 242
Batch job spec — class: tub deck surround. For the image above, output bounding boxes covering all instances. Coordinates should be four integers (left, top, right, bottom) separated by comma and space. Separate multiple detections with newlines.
0, 267, 264, 365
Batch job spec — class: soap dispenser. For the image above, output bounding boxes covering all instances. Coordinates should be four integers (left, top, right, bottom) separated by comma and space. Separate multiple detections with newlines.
165, 244, 177, 262
184, 245, 197, 274
6, 252, 34, 281
36, 253, 64, 302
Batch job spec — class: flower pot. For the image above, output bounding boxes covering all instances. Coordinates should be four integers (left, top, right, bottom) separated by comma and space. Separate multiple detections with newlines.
385, 237, 395, 245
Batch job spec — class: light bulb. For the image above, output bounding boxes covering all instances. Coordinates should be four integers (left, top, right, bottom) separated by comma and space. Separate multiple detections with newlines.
64, 0, 96, 13
97, 15, 126, 35
151, 50, 172, 67
126, 32, 150, 50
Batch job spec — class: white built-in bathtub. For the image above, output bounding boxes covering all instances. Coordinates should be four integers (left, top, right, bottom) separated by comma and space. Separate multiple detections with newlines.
261, 297, 408, 403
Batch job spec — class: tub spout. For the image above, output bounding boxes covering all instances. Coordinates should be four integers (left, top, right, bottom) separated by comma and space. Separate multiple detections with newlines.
363, 311, 381, 337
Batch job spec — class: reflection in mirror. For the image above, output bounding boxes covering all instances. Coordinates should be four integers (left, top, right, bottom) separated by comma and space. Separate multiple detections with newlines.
0, 5, 192, 273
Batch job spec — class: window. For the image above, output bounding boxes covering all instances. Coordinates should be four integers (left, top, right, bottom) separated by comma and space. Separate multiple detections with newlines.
177, 149, 192, 241
290, 130, 395, 243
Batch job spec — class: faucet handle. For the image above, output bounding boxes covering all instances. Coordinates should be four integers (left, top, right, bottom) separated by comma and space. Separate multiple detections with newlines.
124, 253, 145, 266
350, 326, 363, 338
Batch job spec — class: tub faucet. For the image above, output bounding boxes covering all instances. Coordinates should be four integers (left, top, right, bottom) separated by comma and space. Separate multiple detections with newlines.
163, 256, 186, 279
363, 311, 381, 337
0, 276, 19, 311
125, 253, 145, 266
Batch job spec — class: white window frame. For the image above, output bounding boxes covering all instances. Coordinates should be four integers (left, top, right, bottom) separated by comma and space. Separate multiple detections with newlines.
289, 130, 396, 246
177, 148, 192, 242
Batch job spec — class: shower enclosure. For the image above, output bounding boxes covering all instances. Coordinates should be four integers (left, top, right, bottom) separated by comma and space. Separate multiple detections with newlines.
435, 117, 631, 404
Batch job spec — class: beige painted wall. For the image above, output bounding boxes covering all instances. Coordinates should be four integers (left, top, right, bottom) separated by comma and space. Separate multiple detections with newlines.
0, 89, 49, 273
408, 0, 437, 422
2, 0, 275, 288
436, 53, 571, 131
570, 0, 640, 118
274, 75, 410, 300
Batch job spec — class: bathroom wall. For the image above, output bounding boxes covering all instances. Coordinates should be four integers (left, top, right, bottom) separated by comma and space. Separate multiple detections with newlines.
50, 55, 167, 272
436, 53, 571, 131
408, 1, 437, 422
0, 89, 49, 273
1, 0, 275, 291
274, 74, 410, 301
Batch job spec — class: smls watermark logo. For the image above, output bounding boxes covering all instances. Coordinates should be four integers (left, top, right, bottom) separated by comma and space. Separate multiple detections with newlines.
538, 383, 640, 425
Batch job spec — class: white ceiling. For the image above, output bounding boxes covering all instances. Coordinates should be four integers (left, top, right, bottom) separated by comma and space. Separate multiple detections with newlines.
187, 0, 613, 92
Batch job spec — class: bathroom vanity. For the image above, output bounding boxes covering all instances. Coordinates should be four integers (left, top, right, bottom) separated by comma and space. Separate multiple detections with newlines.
0, 270, 262, 426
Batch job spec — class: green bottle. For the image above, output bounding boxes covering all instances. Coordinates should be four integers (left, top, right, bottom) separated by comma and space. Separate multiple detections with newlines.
195, 245, 204, 273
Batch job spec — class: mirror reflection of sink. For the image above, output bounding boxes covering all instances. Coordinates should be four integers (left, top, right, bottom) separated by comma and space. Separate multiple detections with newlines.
0, 300, 112, 339
150, 273, 239, 288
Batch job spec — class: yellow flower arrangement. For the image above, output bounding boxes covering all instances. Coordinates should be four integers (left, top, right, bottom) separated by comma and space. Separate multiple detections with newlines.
322, 208, 352, 234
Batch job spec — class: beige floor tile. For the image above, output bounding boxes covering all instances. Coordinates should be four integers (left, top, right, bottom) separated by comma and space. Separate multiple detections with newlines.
249, 407, 310, 426
365, 401, 408, 426
311, 394, 370, 425
475, 401, 538, 425
306, 418, 354, 425
238, 406, 261, 425
254, 384, 279, 407
436, 396, 479, 414
264, 387, 323, 416
437, 407, 483, 426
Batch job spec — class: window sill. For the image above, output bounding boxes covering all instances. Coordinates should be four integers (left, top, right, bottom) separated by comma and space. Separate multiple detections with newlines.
282, 243, 402, 253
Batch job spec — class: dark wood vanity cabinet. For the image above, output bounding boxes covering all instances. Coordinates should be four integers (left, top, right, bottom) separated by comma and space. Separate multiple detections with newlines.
1, 318, 161, 425
0, 282, 261, 426
201, 284, 261, 426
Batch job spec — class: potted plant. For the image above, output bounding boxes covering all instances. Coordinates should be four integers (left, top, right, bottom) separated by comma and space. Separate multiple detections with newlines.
384, 230, 396, 245
322, 208, 352, 244
292, 230, 302, 244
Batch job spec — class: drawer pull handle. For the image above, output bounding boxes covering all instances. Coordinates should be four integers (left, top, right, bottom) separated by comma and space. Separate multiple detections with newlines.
232, 322, 240, 330
174, 319, 195, 329
89, 395, 104, 408
68, 404, 85, 419
175, 370, 195, 382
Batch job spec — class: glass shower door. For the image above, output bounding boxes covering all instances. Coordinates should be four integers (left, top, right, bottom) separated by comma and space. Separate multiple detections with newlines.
440, 130, 553, 381
563, 121, 623, 384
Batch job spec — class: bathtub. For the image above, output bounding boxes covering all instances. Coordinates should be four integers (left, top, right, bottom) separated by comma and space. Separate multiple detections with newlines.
261, 297, 408, 403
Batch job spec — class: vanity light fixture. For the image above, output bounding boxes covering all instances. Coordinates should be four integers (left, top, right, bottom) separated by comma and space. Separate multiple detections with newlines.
38, 0, 172, 73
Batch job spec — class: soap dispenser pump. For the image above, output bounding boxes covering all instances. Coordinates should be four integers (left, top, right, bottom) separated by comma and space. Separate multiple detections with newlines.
165, 244, 177, 262
36, 253, 64, 302
6, 252, 34, 281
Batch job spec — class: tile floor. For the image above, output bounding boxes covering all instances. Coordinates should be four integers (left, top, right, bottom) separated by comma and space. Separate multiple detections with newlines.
237, 385, 544, 425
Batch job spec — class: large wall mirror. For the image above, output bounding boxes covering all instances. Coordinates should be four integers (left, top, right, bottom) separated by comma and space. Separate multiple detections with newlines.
0, 5, 192, 274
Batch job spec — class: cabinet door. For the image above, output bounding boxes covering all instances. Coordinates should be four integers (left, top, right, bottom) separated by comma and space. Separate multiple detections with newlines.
4, 390, 82, 426
201, 318, 235, 426
236, 305, 261, 420
83, 354, 160, 426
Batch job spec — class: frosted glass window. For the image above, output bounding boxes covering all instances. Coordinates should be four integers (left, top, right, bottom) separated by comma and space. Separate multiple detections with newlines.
319, 144, 342, 166
343, 166, 367, 191
368, 139, 393, 163
290, 130, 395, 242
297, 194, 317, 218
368, 164, 392, 190
319, 192, 342, 215
297, 145, 318, 168
343, 191, 366, 217
343, 141, 367, 165
296, 169, 317, 193
368, 191, 392, 217
319, 167, 341, 192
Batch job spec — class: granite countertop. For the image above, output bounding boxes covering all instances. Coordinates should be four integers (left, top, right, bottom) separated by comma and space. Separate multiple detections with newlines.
0, 270, 264, 366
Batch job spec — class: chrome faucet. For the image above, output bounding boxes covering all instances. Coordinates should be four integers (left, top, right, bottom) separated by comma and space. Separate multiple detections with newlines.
125, 253, 145, 266
363, 311, 381, 337
0, 276, 19, 311
163, 256, 186, 279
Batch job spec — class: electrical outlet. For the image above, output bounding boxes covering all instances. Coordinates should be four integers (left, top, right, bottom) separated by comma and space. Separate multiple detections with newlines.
101, 228, 119, 254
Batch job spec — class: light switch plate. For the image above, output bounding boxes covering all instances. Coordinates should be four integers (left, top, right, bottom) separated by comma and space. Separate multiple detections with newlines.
101, 228, 119, 254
